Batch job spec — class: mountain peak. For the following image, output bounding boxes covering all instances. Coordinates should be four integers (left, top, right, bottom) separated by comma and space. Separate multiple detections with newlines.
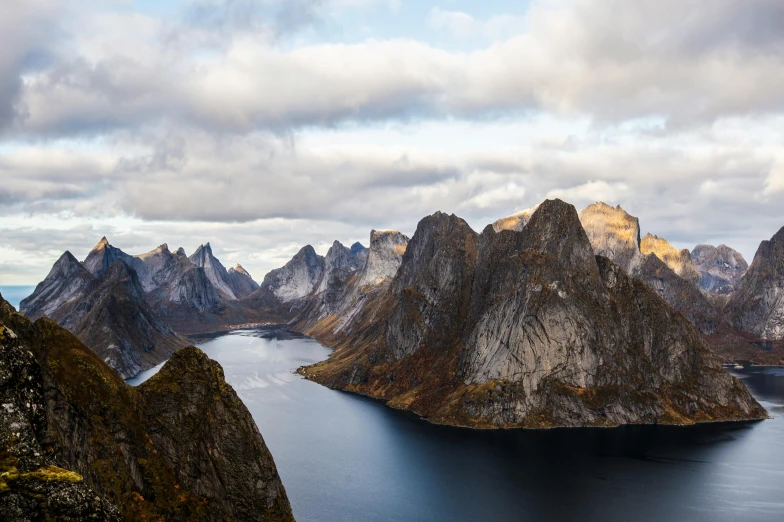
175, 247, 187, 256
93, 236, 110, 251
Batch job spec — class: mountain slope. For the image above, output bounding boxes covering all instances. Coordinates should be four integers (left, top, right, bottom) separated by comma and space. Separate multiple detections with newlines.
641, 233, 700, 282
21, 255, 186, 379
578, 202, 718, 333
0, 295, 294, 521
692, 244, 748, 295
300, 200, 765, 428
259, 245, 325, 304
727, 227, 784, 339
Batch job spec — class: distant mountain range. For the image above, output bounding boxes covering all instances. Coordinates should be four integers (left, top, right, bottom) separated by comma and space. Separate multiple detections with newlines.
18, 198, 784, 428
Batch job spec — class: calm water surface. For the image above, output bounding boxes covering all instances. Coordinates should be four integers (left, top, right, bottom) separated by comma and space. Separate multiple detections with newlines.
129, 329, 784, 522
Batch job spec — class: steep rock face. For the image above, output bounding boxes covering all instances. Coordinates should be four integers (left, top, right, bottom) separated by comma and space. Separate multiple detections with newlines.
692, 244, 748, 295
579, 202, 717, 333
82, 236, 138, 275
0, 300, 121, 521
578, 202, 643, 273
301, 201, 766, 429
357, 230, 409, 288
140, 347, 293, 521
21, 258, 186, 379
727, 228, 784, 339
227, 264, 260, 299
20, 252, 94, 319
260, 246, 325, 303
386, 213, 478, 360
492, 204, 540, 233
190, 243, 238, 299
350, 242, 369, 266
0, 296, 294, 521
641, 233, 700, 282
316, 241, 363, 295
294, 232, 408, 338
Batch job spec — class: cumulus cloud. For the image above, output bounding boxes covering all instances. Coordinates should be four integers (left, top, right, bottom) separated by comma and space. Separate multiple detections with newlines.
3, 0, 784, 284
6, 0, 784, 136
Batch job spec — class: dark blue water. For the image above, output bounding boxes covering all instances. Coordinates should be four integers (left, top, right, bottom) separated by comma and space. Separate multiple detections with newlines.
0, 286, 35, 310
129, 329, 784, 522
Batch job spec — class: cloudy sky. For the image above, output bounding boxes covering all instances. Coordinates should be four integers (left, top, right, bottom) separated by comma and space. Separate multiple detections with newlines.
2, 0, 784, 285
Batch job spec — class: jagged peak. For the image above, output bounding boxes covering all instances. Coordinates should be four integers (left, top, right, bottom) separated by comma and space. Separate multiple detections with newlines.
175, 247, 187, 256
56, 250, 81, 266
492, 203, 541, 232
231, 264, 252, 277
156, 243, 169, 252
92, 236, 110, 251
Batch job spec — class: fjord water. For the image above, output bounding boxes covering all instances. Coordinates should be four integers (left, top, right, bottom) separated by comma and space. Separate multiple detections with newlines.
129, 329, 784, 522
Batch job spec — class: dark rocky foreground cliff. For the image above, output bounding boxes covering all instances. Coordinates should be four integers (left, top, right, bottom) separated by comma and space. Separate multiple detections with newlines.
298, 201, 767, 429
0, 294, 294, 521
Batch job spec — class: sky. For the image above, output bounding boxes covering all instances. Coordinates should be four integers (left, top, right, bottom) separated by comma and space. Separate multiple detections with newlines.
2, 0, 784, 285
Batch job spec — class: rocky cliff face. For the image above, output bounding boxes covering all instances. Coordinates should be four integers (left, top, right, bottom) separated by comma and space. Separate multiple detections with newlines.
351, 242, 369, 266
578, 202, 718, 334
190, 243, 249, 299
260, 246, 325, 303
357, 230, 409, 288
21, 255, 186, 379
492, 204, 540, 233
641, 233, 700, 282
300, 201, 766, 429
227, 264, 260, 299
578, 202, 644, 273
726, 228, 784, 339
0, 295, 294, 521
692, 244, 748, 295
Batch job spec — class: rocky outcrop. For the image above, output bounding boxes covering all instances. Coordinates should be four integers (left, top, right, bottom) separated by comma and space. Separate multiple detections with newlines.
357, 230, 409, 288
578, 202, 643, 273
300, 200, 766, 429
227, 264, 260, 299
19, 252, 94, 320
316, 241, 364, 295
140, 347, 293, 520
21, 256, 186, 379
692, 244, 748, 295
0, 295, 294, 521
190, 243, 250, 300
492, 204, 540, 233
579, 202, 717, 333
260, 246, 325, 303
641, 233, 700, 282
726, 228, 784, 340
350, 242, 369, 266
82, 236, 137, 275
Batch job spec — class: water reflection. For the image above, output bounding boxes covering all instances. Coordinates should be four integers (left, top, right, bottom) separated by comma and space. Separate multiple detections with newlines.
129, 329, 784, 522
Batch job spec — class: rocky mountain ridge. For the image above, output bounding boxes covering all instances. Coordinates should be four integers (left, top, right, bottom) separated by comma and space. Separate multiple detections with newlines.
21, 238, 264, 377
296, 201, 767, 428
692, 244, 748, 294
1, 294, 294, 521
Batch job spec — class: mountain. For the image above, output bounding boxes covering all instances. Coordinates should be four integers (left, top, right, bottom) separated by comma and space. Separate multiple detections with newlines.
357, 230, 409, 288
726, 227, 784, 340
227, 264, 260, 298
21, 254, 186, 379
351, 241, 369, 266
259, 245, 325, 303
300, 200, 765, 428
641, 233, 700, 282
692, 244, 748, 294
492, 204, 540, 233
578, 202, 718, 333
316, 240, 365, 295
190, 242, 255, 299
293, 231, 409, 340
578, 202, 644, 273
0, 295, 293, 521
